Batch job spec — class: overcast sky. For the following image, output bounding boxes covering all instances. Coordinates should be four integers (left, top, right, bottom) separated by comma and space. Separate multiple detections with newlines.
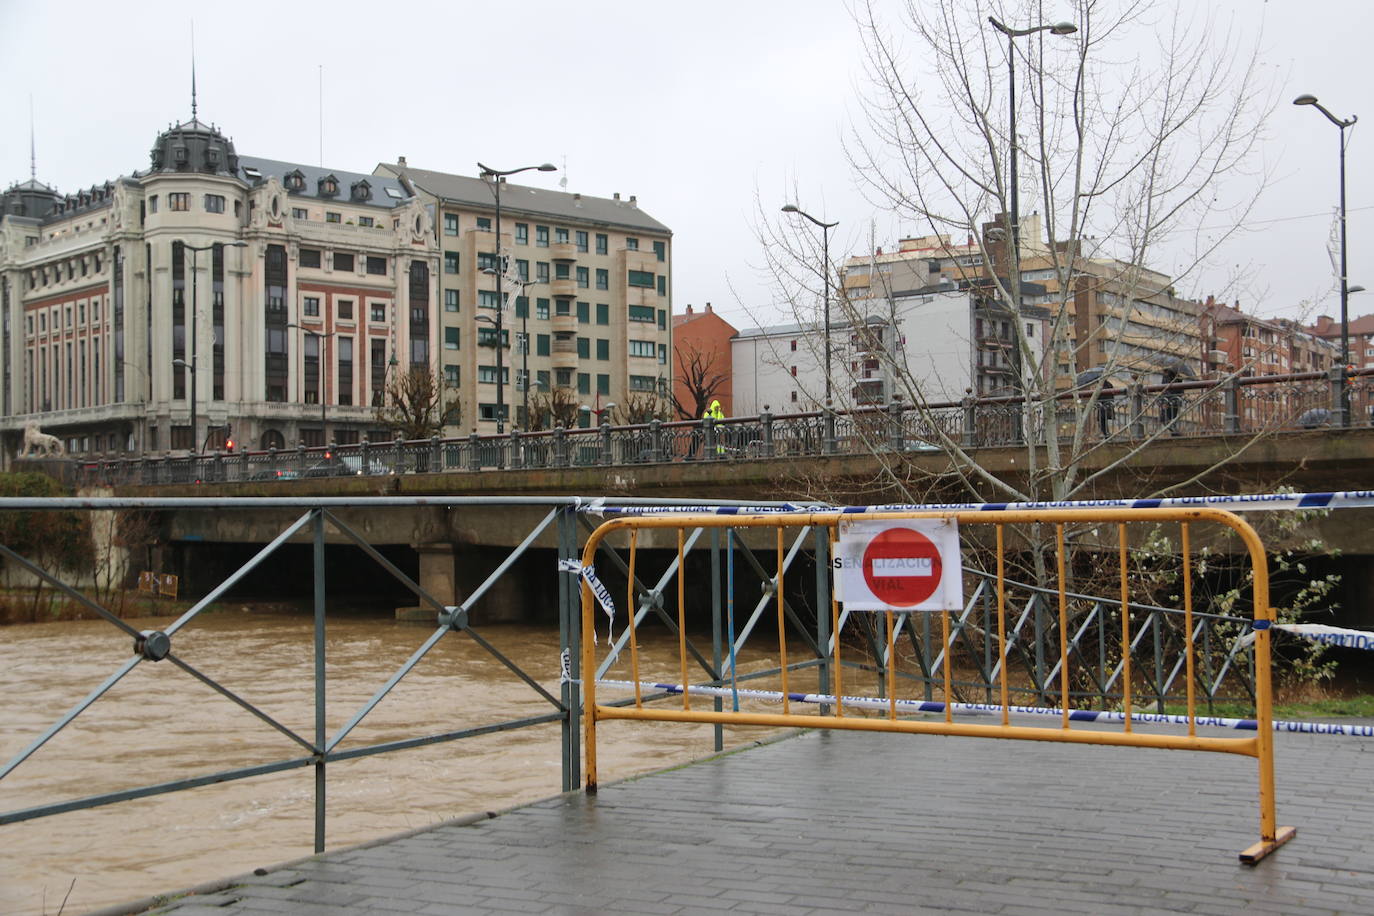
1, 0, 1369, 332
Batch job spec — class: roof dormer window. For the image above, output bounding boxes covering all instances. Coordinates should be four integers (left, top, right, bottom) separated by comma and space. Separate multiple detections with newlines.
284, 169, 305, 191
318, 174, 339, 197
350, 180, 372, 202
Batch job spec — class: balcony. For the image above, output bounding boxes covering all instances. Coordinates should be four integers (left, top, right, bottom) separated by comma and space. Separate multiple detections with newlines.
551, 313, 579, 335
550, 277, 577, 299
550, 242, 577, 262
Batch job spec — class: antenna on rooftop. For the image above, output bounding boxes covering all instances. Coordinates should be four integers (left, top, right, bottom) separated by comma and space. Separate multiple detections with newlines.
191, 21, 198, 120
559, 155, 568, 190
318, 64, 324, 168
29, 95, 36, 182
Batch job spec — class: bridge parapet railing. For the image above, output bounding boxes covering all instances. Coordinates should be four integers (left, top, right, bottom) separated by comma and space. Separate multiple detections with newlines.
75, 368, 1374, 487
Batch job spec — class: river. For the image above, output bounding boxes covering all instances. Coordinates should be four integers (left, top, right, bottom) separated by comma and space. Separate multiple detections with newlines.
0, 610, 786, 916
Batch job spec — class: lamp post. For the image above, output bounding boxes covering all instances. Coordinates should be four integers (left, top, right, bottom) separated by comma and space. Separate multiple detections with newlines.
477, 161, 556, 433
986, 17, 1076, 273
177, 240, 246, 453
781, 204, 839, 406
1294, 93, 1358, 426
288, 323, 335, 443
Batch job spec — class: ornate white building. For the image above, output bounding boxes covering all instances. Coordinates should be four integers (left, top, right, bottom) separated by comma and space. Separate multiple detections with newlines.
0, 109, 439, 459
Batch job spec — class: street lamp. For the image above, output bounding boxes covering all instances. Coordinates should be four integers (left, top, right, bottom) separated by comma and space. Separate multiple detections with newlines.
288, 323, 335, 443
781, 204, 839, 406
1294, 93, 1358, 426
987, 17, 1076, 275
177, 240, 246, 453
483, 267, 545, 429
477, 161, 556, 433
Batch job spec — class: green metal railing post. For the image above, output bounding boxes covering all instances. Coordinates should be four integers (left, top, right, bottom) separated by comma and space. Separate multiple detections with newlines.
313, 509, 327, 854
557, 506, 582, 791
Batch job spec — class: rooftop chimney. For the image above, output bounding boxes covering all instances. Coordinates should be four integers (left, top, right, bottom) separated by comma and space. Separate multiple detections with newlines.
613, 192, 620, 201
398, 156, 407, 166
685, 304, 694, 315
706, 301, 713, 313
629, 195, 637, 207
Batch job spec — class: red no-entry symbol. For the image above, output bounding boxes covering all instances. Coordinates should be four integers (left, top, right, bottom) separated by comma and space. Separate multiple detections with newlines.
860, 527, 944, 607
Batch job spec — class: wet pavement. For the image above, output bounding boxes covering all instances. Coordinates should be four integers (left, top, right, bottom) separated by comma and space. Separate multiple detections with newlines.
110, 722, 1374, 914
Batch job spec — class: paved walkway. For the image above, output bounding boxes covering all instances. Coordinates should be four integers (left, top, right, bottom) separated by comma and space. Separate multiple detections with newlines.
122, 721, 1374, 915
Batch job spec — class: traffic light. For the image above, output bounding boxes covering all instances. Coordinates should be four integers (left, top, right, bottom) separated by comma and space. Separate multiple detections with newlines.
225, 438, 235, 453
223, 423, 234, 453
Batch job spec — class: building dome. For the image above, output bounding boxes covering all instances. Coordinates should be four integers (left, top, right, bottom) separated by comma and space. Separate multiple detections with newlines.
149, 117, 239, 177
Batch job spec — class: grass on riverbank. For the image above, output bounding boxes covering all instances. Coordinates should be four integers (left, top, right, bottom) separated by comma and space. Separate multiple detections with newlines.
1163, 694, 1374, 720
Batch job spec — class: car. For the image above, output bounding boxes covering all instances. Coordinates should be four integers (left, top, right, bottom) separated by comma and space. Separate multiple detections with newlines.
249, 467, 299, 481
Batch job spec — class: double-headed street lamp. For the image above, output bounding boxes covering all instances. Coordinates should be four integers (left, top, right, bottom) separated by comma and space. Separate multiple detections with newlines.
288, 323, 335, 443
986, 17, 1076, 271
477, 161, 556, 433
1294, 93, 1359, 426
176, 240, 246, 453
782, 204, 839, 406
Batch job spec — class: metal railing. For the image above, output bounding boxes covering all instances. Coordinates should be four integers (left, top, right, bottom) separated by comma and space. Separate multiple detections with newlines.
71, 367, 1374, 485
578, 507, 1295, 864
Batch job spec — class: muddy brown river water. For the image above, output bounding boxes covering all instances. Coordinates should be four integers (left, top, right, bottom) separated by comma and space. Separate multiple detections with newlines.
0, 611, 786, 916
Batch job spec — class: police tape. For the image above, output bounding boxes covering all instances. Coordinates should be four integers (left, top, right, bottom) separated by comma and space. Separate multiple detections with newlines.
1235, 622, 1374, 652
595, 679, 1374, 739
581, 489, 1374, 516
558, 558, 616, 642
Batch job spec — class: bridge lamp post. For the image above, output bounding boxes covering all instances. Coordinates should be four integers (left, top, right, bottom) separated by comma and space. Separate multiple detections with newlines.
178, 240, 246, 453
288, 323, 335, 444
477, 161, 556, 434
781, 204, 839, 407
1294, 93, 1358, 426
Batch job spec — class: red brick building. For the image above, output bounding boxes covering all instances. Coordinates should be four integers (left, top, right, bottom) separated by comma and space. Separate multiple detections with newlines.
672, 302, 736, 418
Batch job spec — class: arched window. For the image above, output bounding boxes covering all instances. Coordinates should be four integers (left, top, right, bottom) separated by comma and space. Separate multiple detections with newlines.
260, 428, 286, 451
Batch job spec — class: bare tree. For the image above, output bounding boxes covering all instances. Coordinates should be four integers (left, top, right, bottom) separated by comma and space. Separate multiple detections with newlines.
617, 392, 674, 425
373, 364, 460, 440
673, 340, 730, 420
526, 386, 582, 431
758, 0, 1275, 510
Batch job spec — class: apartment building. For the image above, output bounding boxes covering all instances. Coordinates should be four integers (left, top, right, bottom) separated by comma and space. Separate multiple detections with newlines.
1308, 313, 1374, 370
0, 111, 439, 459
374, 160, 672, 431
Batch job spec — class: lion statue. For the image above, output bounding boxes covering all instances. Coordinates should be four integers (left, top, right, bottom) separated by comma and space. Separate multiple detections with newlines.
22, 421, 64, 457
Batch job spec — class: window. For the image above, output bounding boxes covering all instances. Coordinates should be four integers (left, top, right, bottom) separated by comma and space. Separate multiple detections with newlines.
445, 327, 460, 350
326, 212, 342, 224
575, 230, 588, 253
536, 262, 550, 283
515, 296, 528, 318
300, 248, 321, 268
204, 194, 225, 213
515, 259, 530, 281
596, 338, 609, 361
658, 344, 667, 365
596, 303, 609, 325
628, 270, 654, 288
334, 252, 355, 272
629, 305, 655, 322
303, 296, 320, 317
445, 364, 460, 387
555, 227, 569, 244
478, 327, 509, 348
577, 301, 590, 323
477, 252, 499, 272
285, 171, 305, 191
338, 337, 354, 405
148, 195, 158, 213
555, 368, 572, 388
292, 207, 309, 220
577, 266, 589, 288
371, 302, 386, 322
515, 223, 528, 245
479, 403, 509, 421
653, 240, 666, 262
625, 237, 639, 251
578, 372, 590, 395
629, 339, 657, 358
445, 289, 459, 312
629, 375, 656, 391
476, 217, 491, 231
358, 216, 374, 228
478, 365, 509, 384
577, 337, 590, 359
596, 233, 608, 255
657, 275, 666, 296
536, 298, 550, 320
555, 262, 571, 280
597, 373, 610, 395
537, 334, 550, 356
596, 268, 609, 290
658, 309, 666, 330
516, 331, 529, 354
536, 225, 549, 247
445, 252, 460, 274
478, 290, 501, 309
338, 299, 354, 320
366, 256, 387, 276
556, 299, 571, 316
790, 339, 797, 352
169, 193, 190, 211
444, 214, 459, 235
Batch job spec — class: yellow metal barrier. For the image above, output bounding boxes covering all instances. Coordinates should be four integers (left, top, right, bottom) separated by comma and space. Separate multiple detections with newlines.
579, 507, 1296, 864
